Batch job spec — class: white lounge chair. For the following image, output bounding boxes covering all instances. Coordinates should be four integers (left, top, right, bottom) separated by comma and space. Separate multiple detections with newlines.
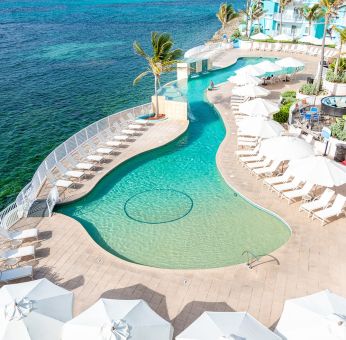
273, 44, 282, 52
127, 113, 150, 125
263, 169, 292, 189
272, 177, 303, 196
0, 228, 38, 242
253, 160, 281, 178
0, 266, 33, 283
78, 146, 104, 163
235, 144, 260, 157
88, 140, 113, 155
97, 133, 123, 147
0, 245, 35, 261
312, 194, 346, 226
237, 140, 258, 148
238, 136, 258, 143
239, 153, 264, 164
103, 128, 129, 142
56, 163, 85, 180
281, 181, 315, 204
47, 172, 74, 189
246, 158, 271, 170
299, 188, 335, 216
66, 155, 95, 171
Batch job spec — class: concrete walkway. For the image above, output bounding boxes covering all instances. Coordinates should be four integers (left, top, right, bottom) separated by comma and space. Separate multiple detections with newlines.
3, 50, 346, 336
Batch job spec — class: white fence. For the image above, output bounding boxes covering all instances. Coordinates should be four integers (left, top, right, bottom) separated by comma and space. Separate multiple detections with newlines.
0, 103, 152, 230
184, 42, 233, 59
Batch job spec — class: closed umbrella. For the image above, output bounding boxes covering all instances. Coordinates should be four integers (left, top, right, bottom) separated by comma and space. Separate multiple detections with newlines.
237, 118, 285, 138
275, 290, 346, 340
62, 299, 173, 340
228, 74, 262, 86
176, 312, 280, 340
0, 278, 73, 340
235, 65, 265, 77
238, 98, 280, 117
275, 57, 304, 68
273, 33, 293, 41
232, 85, 270, 98
255, 60, 283, 73
250, 32, 270, 40
259, 136, 314, 161
288, 156, 346, 187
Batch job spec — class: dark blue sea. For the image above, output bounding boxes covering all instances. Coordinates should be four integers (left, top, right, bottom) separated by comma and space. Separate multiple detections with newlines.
0, 0, 243, 209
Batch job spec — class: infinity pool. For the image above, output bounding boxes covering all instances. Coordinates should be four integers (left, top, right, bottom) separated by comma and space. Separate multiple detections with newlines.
58, 57, 290, 269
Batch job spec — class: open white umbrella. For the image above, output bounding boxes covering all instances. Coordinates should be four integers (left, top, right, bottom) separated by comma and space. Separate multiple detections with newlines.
228, 74, 262, 86
62, 299, 173, 340
235, 65, 265, 77
176, 312, 280, 340
250, 32, 270, 40
299, 36, 322, 45
259, 136, 314, 161
273, 33, 293, 41
237, 118, 285, 138
255, 60, 283, 73
288, 156, 346, 187
275, 290, 346, 340
0, 278, 73, 340
238, 98, 280, 117
275, 57, 304, 68
232, 85, 270, 98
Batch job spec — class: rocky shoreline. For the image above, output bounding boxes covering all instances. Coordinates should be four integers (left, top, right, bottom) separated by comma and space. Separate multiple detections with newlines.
208, 17, 242, 43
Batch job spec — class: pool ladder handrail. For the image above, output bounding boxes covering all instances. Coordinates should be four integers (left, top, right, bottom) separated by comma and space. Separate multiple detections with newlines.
242, 250, 280, 269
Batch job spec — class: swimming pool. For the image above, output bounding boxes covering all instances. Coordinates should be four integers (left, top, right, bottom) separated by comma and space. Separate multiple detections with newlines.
58, 57, 291, 269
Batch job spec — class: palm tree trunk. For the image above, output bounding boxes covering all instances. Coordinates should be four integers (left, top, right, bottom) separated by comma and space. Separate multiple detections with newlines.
315, 15, 329, 93
308, 21, 311, 36
249, 18, 253, 37
245, 0, 250, 37
280, 9, 283, 34
154, 75, 159, 117
335, 41, 343, 76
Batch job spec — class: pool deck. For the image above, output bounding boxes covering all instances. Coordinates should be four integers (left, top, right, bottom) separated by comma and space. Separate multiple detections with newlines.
4, 49, 346, 336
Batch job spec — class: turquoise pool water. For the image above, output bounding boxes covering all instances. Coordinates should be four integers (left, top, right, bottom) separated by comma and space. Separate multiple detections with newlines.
59, 57, 291, 269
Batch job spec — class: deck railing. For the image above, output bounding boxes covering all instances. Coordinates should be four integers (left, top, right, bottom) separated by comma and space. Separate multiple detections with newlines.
0, 103, 152, 230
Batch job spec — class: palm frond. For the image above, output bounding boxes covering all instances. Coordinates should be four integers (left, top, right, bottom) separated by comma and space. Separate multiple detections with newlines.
133, 70, 151, 85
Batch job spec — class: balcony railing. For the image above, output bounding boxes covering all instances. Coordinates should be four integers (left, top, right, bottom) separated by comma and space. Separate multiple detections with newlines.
273, 13, 305, 23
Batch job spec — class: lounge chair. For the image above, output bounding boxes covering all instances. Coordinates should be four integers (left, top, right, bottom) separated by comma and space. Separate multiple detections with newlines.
0, 245, 35, 261
87, 140, 113, 155
104, 128, 129, 142
273, 44, 281, 52
299, 188, 335, 216
281, 181, 315, 204
127, 113, 149, 125
235, 144, 260, 157
312, 194, 346, 226
237, 140, 258, 148
78, 146, 104, 163
56, 162, 85, 180
239, 153, 264, 164
263, 169, 292, 189
238, 136, 258, 143
47, 172, 74, 189
246, 158, 271, 170
97, 133, 123, 147
0, 228, 38, 242
0, 266, 33, 283
252, 160, 281, 178
66, 154, 95, 171
272, 177, 303, 196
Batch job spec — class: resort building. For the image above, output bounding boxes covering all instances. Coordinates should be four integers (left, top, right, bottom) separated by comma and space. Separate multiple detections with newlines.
254, 0, 346, 42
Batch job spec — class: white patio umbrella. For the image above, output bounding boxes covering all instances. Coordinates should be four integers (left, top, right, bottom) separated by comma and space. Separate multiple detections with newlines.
273, 33, 293, 41
299, 36, 322, 45
0, 278, 73, 340
275, 57, 304, 68
275, 290, 346, 340
259, 136, 314, 161
238, 98, 280, 117
176, 312, 280, 340
235, 64, 265, 77
228, 74, 262, 86
61, 299, 173, 340
255, 60, 283, 73
237, 117, 285, 138
250, 32, 270, 40
232, 84, 270, 98
288, 156, 346, 187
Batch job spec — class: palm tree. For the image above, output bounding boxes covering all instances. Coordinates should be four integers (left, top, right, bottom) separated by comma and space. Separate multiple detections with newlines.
216, 3, 238, 30
278, 0, 293, 34
245, 0, 252, 38
133, 32, 183, 117
314, 0, 344, 92
333, 26, 346, 75
246, 0, 264, 37
298, 4, 323, 36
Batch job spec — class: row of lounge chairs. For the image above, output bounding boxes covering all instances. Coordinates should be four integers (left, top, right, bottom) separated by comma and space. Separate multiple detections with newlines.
249, 42, 336, 58
231, 98, 346, 226
46, 116, 151, 190
0, 227, 39, 283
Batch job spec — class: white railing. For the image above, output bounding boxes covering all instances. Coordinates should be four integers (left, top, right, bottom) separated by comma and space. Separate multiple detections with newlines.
184, 42, 232, 59
0, 103, 152, 229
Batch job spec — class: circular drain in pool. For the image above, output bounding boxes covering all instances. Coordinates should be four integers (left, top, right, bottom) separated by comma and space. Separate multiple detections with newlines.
124, 189, 193, 224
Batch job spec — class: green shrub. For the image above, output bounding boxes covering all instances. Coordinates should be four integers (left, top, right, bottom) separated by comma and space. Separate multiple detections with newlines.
299, 83, 317, 95
231, 28, 241, 39
273, 102, 292, 123
331, 118, 346, 141
282, 90, 296, 98
329, 58, 346, 74
326, 69, 346, 84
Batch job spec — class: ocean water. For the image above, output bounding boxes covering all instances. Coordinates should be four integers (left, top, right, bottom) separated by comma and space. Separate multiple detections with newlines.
59, 58, 290, 269
0, 0, 244, 209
